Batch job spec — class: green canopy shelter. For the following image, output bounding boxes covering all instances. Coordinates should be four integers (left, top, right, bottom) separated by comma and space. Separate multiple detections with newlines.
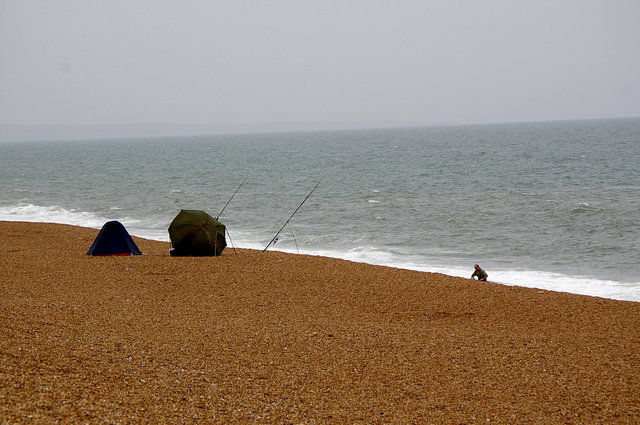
168, 210, 226, 256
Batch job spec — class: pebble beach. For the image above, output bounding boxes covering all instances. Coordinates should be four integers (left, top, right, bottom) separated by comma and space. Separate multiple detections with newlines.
1, 221, 639, 424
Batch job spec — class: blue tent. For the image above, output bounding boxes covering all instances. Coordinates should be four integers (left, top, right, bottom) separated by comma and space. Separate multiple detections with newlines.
87, 221, 142, 256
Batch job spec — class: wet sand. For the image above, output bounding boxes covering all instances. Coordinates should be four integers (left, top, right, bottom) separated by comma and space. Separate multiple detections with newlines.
1, 221, 639, 424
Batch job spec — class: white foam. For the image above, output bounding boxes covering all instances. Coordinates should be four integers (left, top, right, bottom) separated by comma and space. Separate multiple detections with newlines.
129, 227, 170, 242
0, 203, 146, 234
0, 203, 108, 228
253, 243, 640, 302
2, 204, 638, 302
488, 269, 640, 302
417, 265, 640, 302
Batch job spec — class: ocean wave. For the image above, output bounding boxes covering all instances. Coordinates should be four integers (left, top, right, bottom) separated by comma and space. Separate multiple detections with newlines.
0, 203, 142, 230
571, 202, 595, 213
484, 269, 640, 302
253, 243, 640, 302
1, 203, 637, 302
0, 203, 108, 228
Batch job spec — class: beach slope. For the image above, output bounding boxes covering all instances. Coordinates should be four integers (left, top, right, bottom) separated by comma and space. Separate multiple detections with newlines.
1, 221, 639, 424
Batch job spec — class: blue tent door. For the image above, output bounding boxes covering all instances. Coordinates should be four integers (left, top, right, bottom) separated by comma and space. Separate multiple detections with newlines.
87, 221, 142, 256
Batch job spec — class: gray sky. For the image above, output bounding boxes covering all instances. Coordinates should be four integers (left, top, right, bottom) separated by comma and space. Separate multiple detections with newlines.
1, 0, 639, 135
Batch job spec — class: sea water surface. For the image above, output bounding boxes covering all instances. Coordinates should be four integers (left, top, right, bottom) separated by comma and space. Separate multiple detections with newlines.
1, 118, 639, 302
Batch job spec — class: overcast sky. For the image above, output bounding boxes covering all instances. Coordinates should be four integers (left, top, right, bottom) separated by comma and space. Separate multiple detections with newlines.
1, 0, 639, 133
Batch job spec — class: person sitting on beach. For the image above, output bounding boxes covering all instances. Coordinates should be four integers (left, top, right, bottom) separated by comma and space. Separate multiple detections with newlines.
471, 264, 488, 281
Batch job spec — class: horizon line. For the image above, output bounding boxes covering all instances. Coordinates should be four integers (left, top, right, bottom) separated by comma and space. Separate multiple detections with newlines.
1, 115, 638, 143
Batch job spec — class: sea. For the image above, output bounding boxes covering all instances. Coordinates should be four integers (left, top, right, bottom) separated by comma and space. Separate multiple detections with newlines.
1, 118, 639, 302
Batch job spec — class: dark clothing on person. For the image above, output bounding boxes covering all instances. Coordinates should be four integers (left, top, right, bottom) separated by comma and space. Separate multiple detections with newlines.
472, 265, 488, 281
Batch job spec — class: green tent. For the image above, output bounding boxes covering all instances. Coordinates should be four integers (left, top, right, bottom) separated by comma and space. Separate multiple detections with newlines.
168, 210, 226, 256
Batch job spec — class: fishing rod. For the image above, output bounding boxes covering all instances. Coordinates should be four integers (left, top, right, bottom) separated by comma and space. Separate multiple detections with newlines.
216, 176, 248, 220
287, 222, 300, 254
225, 228, 238, 254
263, 177, 324, 252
